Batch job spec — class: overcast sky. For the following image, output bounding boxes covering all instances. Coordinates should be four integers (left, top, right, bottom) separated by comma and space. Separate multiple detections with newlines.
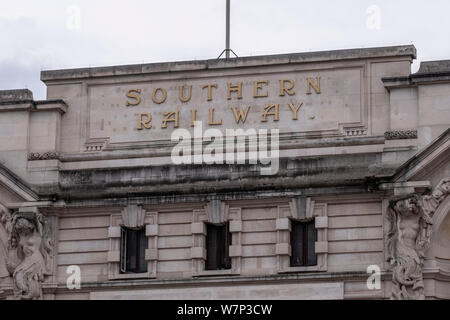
1, 0, 450, 100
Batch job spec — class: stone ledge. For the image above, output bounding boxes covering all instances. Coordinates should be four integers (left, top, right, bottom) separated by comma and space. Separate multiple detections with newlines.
383, 60, 450, 88
0, 99, 67, 113
59, 135, 385, 163
53, 151, 397, 201
41, 45, 416, 82
42, 271, 370, 292
0, 89, 33, 101
34, 100, 68, 114
416, 60, 450, 74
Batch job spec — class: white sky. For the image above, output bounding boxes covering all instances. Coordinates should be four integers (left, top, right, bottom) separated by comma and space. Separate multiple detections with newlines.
1, 0, 450, 99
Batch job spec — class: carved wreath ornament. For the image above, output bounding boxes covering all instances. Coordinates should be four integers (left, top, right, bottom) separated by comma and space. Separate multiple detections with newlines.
0, 207, 53, 300
386, 178, 450, 300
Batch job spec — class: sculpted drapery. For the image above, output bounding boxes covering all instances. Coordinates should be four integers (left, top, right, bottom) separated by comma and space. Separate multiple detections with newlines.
386, 178, 450, 300
0, 206, 53, 300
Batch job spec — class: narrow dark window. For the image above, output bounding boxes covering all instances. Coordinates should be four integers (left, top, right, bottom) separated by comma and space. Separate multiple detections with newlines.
120, 227, 148, 273
205, 222, 231, 270
290, 219, 317, 267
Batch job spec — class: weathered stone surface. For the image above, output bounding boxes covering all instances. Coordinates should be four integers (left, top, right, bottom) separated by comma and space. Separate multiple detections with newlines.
0, 45, 449, 300
41, 45, 416, 81
0, 89, 33, 102
386, 178, 450, 300
0, 207, 54, 300
385, 130, 418, 140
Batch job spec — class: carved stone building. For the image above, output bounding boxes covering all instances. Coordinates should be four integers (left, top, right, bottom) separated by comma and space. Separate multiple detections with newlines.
0, 45, 449, 299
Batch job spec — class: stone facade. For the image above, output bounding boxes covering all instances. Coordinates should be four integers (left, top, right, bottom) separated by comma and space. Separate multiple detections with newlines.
0, 45, 449, 299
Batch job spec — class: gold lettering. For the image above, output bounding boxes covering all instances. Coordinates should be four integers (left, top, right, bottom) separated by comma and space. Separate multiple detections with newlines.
161, 111, 179, 128
227, 82, 243, 100
191, 109, 197, 127
209, 108, 222, 125
279, 79, 295, 96
137, 112, 152, 129
288, 102, 303, 120
261, 104, 279, 122
231, 106, 251, 124
126, 89, 142, 106
253, 80, 268, 98
306, 76, 321, 94
179, 85, 192, 103
202, 84, 218, 101
152, 88, 167, 104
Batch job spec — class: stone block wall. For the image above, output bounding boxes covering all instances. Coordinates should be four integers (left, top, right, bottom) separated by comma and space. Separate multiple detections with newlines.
52, 195, 385, 299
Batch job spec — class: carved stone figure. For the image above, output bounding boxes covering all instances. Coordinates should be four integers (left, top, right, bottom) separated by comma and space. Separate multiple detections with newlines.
0, 204, 11, 278
0, 207, 53, 300
386, 194, 431, 299
422, 178, 450, 217
13, 235, 45, 299
386, 177, 450, 300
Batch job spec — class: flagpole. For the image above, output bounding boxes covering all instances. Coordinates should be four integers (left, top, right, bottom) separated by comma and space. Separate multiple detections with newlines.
226, 0, 230, 58
218, 0, 237, 59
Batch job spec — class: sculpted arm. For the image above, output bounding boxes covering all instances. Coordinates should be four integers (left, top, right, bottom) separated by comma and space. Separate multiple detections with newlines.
386, 204, 398, 266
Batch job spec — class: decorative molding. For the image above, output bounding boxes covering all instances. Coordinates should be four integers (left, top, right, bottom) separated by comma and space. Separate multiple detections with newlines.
84, 138, 109, 152
192, 202, 241, 277
0, 207, 54, 300
384, 129, 418, 140
121, 205, 145, 228
289, 196, 314, 220
386, 177, 450, 300
342, 125, 367, 137
85, 144, 104, 152
204, 200, 229, 224
28, 152, 59, 161
107, 209, 158, 280
277, 201, 328, 273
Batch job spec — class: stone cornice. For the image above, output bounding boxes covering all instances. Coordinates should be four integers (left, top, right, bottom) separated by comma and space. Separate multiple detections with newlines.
35, 151, 394, 201
45, 271, 369, 292
40, 45, 416, 82
0, 99, 67, 113
34, 100, 68, 114
383, 60, 450, 89
62, 135, 385, 162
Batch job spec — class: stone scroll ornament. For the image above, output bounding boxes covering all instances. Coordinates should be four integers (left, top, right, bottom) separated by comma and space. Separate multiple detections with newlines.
386, 177, 450, 300
0, 206, 53, 300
